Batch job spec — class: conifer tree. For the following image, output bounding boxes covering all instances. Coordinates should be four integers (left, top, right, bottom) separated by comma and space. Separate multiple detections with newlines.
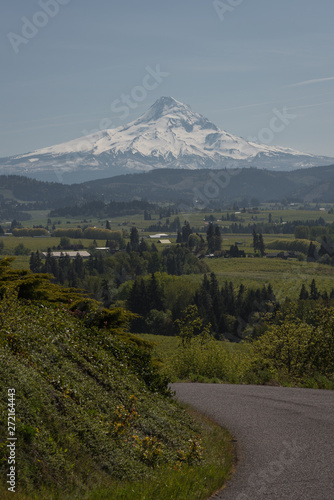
258, 233, 265, 256
206, 222, 215, 253
307, 242, 317, 262
139, 238, 148, 253
299, 284, 309, 300
130, 227, 140, 252
182, 221, 192, 244
310, 279, 319, 300
148, 273, 165, 311
252, 229, 259, 252
214, 226, 222, 251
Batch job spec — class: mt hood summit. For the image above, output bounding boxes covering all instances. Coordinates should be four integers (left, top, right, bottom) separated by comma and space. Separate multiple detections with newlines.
1, 96, 333, 183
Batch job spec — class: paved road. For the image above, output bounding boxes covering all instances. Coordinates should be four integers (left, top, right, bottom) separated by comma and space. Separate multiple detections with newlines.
172, 384, 334, 500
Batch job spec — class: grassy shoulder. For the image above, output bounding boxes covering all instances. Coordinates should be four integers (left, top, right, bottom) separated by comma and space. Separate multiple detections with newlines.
88, 408, 234, 500
138, 325, 334, 390
139, 334, 254, 384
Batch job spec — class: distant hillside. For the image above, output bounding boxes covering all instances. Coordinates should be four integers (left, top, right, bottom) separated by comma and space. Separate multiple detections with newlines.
1, 165, 334, 212
0, 175, 85, 206
82, 164, 334, 205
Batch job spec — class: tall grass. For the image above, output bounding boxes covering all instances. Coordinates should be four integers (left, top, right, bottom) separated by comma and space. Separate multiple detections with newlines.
168, 338, 253, 383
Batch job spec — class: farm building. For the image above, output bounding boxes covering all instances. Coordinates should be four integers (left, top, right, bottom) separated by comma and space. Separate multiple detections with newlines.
158, 239, 171, 245
41, 251, 91, 259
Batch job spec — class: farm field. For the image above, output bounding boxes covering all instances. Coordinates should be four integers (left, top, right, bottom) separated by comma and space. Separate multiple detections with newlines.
1, 207, 334, 291
207, 257, 334, 300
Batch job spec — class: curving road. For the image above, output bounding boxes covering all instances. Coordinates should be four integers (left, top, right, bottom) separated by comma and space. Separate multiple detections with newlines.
172, 384, 334, 500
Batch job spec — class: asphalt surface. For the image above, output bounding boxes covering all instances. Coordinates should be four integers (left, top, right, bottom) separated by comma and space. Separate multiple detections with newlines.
172, 384, 334, 500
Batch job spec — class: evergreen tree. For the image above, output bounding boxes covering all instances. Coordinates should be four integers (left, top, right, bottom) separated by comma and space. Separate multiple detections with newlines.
101, 278, 111, 307
319, 236, 334, 257
182, 221, 192, 244
87, 254, 94, 273
229, 244, 239, 257
29, 250, 42, 273
44, 248, 53, 274
128, 278, 149, 317
148, 252, 161, 274
307, 242, 317, 262
206, 222, 215, 253
299, 284, 309, 300
258, 233, 265, 256
74, 254, 85, 279
29, 252, 36, 273
151, 242, 158, 252
148, 274, 165, 311
194, 276, 216, 333
139, 238, 148, 253
310, 279, 319, 300
252, 229, 259, 252
105, 220, 111, 230
130, 227, 140, 252
214, 226, 222, 251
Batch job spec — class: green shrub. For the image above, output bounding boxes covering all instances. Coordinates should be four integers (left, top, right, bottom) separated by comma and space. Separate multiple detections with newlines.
169, 337, 253, 383
12, 228, 49, 237
251, 306, 334, 382
266, 238, 316, 254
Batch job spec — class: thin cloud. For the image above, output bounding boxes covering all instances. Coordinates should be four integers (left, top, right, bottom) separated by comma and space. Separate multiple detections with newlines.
289, 100, 334, 110
286, 77, 334, 88
217, 101, 279, 112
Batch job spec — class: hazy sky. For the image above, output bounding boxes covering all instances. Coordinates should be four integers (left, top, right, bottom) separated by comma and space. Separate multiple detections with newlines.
1, 0, 334, 158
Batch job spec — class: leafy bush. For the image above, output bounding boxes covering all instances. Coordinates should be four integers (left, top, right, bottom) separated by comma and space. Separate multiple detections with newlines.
12, 228, 49, 237
251, 306, 334, 382
83, 227, 123, 241
14, 243, 30, 255
169, 336, 253, 383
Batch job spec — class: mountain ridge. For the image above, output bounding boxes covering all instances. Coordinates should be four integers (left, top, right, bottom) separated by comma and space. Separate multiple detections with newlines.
1, 164, 334, 209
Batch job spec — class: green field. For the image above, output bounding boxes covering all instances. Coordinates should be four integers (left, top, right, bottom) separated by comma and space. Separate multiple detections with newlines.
207, 257, 334, 300
7, 206, 334, 232
1, 207, 334, 291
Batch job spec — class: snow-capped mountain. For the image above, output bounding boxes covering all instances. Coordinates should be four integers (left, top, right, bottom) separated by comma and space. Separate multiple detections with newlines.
1, 96, 333, 183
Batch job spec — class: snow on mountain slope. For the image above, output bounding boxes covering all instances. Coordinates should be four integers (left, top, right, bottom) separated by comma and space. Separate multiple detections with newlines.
1, 96, 333, 183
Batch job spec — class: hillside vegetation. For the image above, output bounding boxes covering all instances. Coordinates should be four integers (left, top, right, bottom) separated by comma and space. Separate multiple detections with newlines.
0, 258, 233, 499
